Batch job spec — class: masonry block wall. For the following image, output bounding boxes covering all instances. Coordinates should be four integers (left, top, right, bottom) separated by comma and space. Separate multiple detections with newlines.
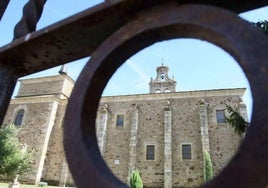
3, 97, 60, 184
3, 74, 75, 185
2, 71, 246, 188
97, 88, 245, 188
42, 101, 74, 186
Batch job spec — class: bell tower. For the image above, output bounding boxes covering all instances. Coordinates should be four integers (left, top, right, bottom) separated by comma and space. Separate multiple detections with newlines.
149, 64, 176, 93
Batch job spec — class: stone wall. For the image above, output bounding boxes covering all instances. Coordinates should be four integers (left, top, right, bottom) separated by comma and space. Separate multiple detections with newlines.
2, 74, 75, 185
206, 96, 243, 175
170, 97, 204, 188
3, 96, 60, 184
136, 100, 165, 187
42, 100, 74, 186
98, 88, 246, 188
17, 75, 74, 98
100, 101, 131, 182
2, 73, 246, 188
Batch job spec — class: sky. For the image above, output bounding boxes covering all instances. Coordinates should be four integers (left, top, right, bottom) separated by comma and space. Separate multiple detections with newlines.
0, 1, 267, 120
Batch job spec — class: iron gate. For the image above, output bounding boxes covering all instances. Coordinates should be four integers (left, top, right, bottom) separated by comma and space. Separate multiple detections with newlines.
0, 1, 268, 187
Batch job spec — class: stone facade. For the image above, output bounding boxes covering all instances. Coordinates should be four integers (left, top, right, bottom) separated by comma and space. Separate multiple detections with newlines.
97, 88, 246, 188
2, 65, 247, 188
3, 74, 75, 186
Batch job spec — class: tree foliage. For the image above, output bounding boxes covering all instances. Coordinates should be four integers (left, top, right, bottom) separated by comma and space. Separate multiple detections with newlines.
254, 20, 268, 34
204, 150, 213, 183
225, 105, 249, 136
0, 124, 31, 180
130, 169, 143, 188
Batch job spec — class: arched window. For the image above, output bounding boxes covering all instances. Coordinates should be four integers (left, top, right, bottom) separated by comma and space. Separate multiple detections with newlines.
14, 109, 25, 126
165, 89, 170, 93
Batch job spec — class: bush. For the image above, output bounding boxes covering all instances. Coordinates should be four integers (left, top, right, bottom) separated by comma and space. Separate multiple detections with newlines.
38, 182, 48, 187
0, 124, 31, 180
255, 20, 268, 34
130, 170, 143, 188
204, 151, 213, 182
225, 104, 249, 136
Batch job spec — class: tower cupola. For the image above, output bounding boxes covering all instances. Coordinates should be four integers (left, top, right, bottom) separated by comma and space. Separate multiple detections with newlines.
149, 64, 176, 93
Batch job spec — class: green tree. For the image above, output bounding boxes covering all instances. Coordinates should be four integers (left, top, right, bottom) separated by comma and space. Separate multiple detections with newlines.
225, 105, 249, 136
255, 20, 268, 34
204, 150, 213, 182
130, 169, 143, 188
0, 124, 31, 181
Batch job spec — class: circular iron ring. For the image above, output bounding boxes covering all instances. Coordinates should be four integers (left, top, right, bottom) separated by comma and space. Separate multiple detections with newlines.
64, 3, 268, 188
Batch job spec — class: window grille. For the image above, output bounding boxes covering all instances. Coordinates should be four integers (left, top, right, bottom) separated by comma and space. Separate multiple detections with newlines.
146, 145, 155, 160
116, 115, 124, 126
216, 110, 225, 123
182, 144, 191, 159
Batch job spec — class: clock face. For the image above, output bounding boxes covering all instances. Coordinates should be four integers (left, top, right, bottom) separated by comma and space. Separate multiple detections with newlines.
161, 73, 165, 80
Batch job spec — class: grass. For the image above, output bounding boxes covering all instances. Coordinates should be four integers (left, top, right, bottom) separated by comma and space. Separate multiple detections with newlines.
0, 182, 65, 188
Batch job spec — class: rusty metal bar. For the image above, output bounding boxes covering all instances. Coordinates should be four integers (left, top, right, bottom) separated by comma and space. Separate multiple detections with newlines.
0, 0, 47, 124
0, 67, 17, 124
64, 2, 268, 187
0, 0, 10, 21
0, 0, 267, 187
13, 0, 47, 39
0, 0, 267, 78
0, 0, 13, 124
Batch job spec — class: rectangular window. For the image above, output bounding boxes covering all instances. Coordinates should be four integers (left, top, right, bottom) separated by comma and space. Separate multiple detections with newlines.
182, 144, 192, 159
116, 115, 124, 127
146, 145, 155, 160
216, 110, 225, 123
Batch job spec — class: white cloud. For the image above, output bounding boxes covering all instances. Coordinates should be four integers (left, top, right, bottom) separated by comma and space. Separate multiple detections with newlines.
126, 60, 150, 83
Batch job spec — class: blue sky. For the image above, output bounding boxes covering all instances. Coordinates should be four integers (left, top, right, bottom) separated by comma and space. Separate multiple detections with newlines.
0, 1, 267, 120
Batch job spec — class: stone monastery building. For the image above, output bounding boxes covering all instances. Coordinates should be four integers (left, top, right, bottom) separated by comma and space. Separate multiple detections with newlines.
3, 64, 248, 188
